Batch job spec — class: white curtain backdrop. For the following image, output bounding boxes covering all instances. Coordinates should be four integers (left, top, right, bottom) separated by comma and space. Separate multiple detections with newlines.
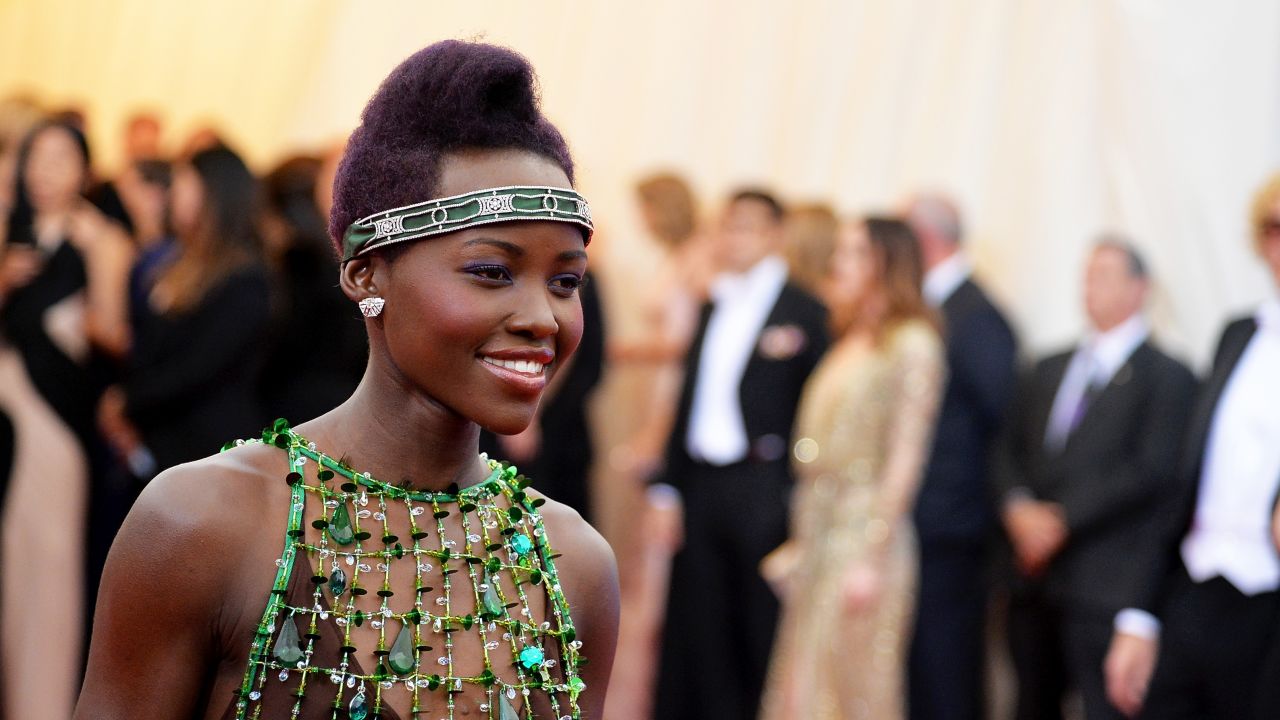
2, 0, 1279, 363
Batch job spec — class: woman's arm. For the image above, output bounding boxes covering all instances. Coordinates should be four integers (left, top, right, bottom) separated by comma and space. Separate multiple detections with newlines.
841, 326, 945, 610
871, 325, 946, 526
75, 463, 240, 718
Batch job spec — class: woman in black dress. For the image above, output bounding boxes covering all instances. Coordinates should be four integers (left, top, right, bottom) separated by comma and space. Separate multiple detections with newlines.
99, 145, 271, 475
0, 119, 133, 720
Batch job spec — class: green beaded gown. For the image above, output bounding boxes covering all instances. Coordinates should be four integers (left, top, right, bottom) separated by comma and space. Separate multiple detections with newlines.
223, 421, 587, 720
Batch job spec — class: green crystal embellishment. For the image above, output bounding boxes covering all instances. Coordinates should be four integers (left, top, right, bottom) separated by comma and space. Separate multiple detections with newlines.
348, 690, 368, 720
510, 533, 534, 556
518, 645, 545, 670
328, 503, 355, 546
273, 615, 304, 665
499, 693, 520, 720
328, 567, 347, 597
387, 623, 416, 675
482, 583, 505, 617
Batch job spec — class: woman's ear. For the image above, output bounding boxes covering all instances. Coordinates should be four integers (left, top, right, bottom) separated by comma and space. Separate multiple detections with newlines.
340, 256, 380, 303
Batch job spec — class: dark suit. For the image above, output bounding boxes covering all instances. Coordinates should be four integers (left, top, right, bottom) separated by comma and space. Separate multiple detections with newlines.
654, 282, 829, 720
910, 278, 1017, 720
994, 339, 1196, 720
1133, 317, 1280, 720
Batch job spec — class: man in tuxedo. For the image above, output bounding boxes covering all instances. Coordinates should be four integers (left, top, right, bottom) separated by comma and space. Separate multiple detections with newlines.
1105, 178, 1280, 719
653, 189, 830, 720
994, 239, 1196, 720
904, 193, 1018, 720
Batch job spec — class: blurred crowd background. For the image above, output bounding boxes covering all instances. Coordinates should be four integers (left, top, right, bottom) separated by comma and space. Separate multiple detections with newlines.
2, 2, 1280, 720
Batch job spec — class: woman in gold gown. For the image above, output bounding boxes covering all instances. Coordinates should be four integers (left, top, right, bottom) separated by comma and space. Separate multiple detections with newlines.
760, 216, 945, 720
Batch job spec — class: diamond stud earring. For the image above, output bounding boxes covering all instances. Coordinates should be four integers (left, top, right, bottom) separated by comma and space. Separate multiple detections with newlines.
358, 297, 385, 318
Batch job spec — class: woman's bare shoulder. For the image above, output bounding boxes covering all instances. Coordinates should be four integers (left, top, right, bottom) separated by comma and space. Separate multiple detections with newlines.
534, 497, 616, 578
530, 495, 619, 625
530, 495, 619, 714
122, 442, 290, 564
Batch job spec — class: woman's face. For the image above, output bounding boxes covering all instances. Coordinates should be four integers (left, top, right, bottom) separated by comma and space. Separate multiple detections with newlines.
24, 127, 86, 212
831, 221, 877, 309
169, 164, 204, 239
367, 149, 588, 435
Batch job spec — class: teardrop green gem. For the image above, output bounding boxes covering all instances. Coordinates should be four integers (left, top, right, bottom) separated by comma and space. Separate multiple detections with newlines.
348, 691, 369, 720
328, 567, 347, 597
328, 504, 355, 546
499, 694, 520, 720
482, 583, 504, 617
387, 623, 416, 675
273, 616, 304, 665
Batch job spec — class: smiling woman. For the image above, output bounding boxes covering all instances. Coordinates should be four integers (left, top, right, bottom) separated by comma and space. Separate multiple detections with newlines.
75, 40, 619, 720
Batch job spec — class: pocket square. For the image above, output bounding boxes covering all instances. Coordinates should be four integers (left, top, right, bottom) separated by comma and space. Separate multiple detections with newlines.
758, 324, 807, 360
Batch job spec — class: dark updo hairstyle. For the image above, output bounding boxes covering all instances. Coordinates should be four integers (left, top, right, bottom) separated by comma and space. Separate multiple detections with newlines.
329, 40, 576, 256
6, 120, 91, 247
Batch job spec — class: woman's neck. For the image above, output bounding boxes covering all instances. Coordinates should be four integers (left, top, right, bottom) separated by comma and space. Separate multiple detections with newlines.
847, 290, 889, 339
301, 357, 490, 493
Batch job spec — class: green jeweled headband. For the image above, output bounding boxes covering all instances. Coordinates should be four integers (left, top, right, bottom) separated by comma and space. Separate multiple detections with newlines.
342, 185, 593, 261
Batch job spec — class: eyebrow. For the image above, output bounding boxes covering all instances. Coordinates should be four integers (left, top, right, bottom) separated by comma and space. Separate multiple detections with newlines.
462, 237, 588, 263
462, 237, 523, 256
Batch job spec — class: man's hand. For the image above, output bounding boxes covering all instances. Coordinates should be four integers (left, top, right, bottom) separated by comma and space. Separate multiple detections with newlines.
1105, 630, 1159, 717
1004, 498, 1069, 577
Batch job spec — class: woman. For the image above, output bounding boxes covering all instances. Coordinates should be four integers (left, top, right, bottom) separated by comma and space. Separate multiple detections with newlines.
760, 217, 945, 720
613, 173, 715, 477
99, 145, 271, 477
0, 119, 133, 720
77, 40, 619, 720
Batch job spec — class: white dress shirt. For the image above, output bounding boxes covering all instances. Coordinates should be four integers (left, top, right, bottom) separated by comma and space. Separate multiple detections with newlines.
1044, 313, 1149, 453
1181, 297, 1280, 595
686, 255, 789, 465
923, 251, 971, 307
